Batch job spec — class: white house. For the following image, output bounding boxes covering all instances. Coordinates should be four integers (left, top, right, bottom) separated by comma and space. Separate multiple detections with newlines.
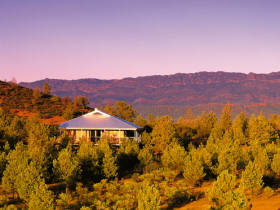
59, 108, 142, 145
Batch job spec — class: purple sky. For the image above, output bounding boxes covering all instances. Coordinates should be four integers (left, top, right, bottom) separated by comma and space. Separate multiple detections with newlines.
1, 0, 280, 82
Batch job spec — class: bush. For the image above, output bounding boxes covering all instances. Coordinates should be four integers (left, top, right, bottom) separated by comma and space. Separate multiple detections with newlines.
271, 153, 280, 176
240, 161, 263, 194
137, 183, 161, 210
53, 144, 80, 191
161, 143, 187, 172
117, 139, 140, 177
183, 154, 205, 186
208, 170, 248, 209
138, 144, 154, 173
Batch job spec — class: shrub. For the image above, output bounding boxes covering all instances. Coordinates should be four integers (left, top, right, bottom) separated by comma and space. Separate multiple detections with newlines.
137, 183, 161, 210
56, 192, 73, 209
151, 115, 177, 153
138, 144, 154, 172
208, 170, 248, 209
53, 144, 80, 192
183, 155, 205, 186
271, 153, 280, 175
117, 139, 140, 177
161, 143, 187, 172
28, 181, 54, 210
240, 161, 263, 194
77, 141, 102, 182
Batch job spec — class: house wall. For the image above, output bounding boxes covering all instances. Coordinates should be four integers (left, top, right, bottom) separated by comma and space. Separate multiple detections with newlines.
66, 129, 136, 144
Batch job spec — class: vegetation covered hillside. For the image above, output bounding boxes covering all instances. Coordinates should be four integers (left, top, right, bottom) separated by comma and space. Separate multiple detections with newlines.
1, 102, 280, 209
20, 71, 280, 118
0, 81, 91, 124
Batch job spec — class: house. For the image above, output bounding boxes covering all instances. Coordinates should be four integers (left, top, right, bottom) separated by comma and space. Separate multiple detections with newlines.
59, 108, 142, 145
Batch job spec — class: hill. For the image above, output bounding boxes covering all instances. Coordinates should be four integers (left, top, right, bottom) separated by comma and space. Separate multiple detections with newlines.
20, 71, 280, 117
0, 81, 90, 124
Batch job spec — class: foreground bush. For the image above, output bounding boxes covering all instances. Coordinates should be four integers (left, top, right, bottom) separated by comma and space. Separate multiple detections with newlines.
208, 170, 248, 209
183, 154, 205, 186
137, 183, 161, 210
161, 143, 187, 172
240, 161, 263, 194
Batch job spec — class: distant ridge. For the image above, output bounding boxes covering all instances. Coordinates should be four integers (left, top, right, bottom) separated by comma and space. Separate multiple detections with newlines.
20, 71, 280, 107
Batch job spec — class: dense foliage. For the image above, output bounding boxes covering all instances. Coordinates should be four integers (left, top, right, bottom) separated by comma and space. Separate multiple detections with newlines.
1, 98, 280, 209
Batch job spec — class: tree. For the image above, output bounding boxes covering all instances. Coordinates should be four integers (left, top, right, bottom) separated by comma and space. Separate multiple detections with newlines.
2, 142, 29, 199
137, 184, 161, 210
97, 139, 118, 179
32, 88, 42, 99
74, 96, 89, 110
53, 144, 80, 192
15, 161, 43, 202
220, 103, 232, 132
240, 161, 263, 194
248, 113, 278, 145
151, 115, 177, 154
103, 101, 137, 122
138, 144, 154, 173
28, 180, 54, 210
77, 140, 102, 182
232, 112, 248, 145
118, 139, 140, 176
161, 143, 187, 173
0, 107, 9, 139
271, 153, 280, 176
42, 82, 51, 95
26, 117, 55, 181
63, 104, 74, 120
134, 114, 147, 127
183, 153, 205, 186
208, 170, 248, 209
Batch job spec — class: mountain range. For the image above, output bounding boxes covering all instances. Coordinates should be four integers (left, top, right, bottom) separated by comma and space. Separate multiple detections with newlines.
20, 71, 280, 118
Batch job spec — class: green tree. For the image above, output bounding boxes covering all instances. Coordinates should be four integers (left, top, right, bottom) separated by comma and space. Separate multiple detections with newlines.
216, 135, 242, 175
63, 103, 74, 120
250, 145, 269, 175
2, 142, 28, 199
196, 111, 217, 140
161, 143, 187, 173
151, 115, 177, 154
97, 139, 118, 179
53, 144, 80, 192
0, 107, 9, 139
74, 96, 89, 110
232, 112, 248, 145
28, 180, 54, 210
103, 101, 137, 122
32, 88, 42, 99
103, 148, 118, 179
134, 114, 147, 127
220, 103, 232, 132
240, 161, 263, 194
183, 153, 205, 186
137, 184, 161, 210
26, 117, 55, 181
138, 144, 154, 173
271, 153, 280, 176
0, 152, 7, 179
15, 161, 42, 202
208, 170, 248, 209
42, 82, 51, 95
248, 113, 278, 145
77, 140, 102, 182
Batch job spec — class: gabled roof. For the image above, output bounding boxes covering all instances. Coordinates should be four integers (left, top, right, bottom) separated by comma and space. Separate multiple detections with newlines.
59, 108, 141, 130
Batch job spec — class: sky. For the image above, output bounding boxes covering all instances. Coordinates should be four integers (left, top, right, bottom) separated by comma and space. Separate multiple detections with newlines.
0, 0, 280, 82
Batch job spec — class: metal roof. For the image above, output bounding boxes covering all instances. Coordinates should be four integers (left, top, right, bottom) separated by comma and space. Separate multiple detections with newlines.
59, 108, 141, 130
